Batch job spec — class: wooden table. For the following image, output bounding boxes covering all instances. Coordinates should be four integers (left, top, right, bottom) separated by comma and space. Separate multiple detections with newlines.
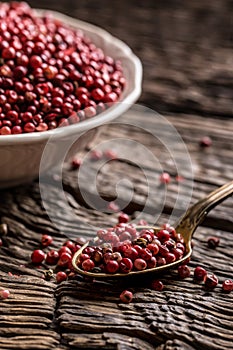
0, 1, 232, 349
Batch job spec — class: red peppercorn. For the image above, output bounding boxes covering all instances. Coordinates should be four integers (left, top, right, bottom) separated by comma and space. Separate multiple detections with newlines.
164, 252, 176, 264
82, 259, 95, 271
151, 280, 164, 291
30, 55, 42, 68
157, 229, 170, 242
177, 264, 191, 279
124, 247, 138, 261
147, 256, 157, 268
134, 258, 147, 271
31, 249, 46, 264
0, 2, 125, 135
194, 266, 207, 281
119, 257, 133, 273
171, 248, 184, 260
56, 271, 67, 283
159, 172, 171, 184
63, 240, 76, 253
120, 290, 133, 303
89, 149, 103, 160
107, 201, 120, 212
58, 246, 72, 257
140, 248, 152, 261
41, 234, 53, 247
222, 279, 233, 292
71, 157, 82, 170
159, 245, 170, 257
104, 149, 118, 160
79, 253, 90, 263
207, 236, 220, 249
0, 289, 10, 299
205, 274, 218, 289
45, 250, 59, 265
57, 252, 72, 267
83, 246, 95, 255
106, 260, 119, 274
118, 212, 129, 224
200, 136, 212, 147
157, 257, 166, 266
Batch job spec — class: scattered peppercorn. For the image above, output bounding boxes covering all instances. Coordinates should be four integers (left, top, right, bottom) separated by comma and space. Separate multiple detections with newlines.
222, 279, 233, 292
56, 271, 67, 283
104, 149, 118, 160
45, 250, 60, 265
177, 264, 191, 279
194, 266, 207, 282
205, 274, 218, 289
118, 212, 129, 223
207, 236, 220, 249
120, 290, 133, 303
200, 136, 212, 147
41, 234, 53, 247
31, 249, 46, 264
159, 172, 171, 184
151, 280, 164, 291
0, 289, 10, 299
71, 157, 82, 170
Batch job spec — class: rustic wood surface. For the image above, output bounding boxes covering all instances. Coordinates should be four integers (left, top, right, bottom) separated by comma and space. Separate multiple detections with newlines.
0, 1, 233, 349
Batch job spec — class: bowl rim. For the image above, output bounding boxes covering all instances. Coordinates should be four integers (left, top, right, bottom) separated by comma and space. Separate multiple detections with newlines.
0, 9, 142, 145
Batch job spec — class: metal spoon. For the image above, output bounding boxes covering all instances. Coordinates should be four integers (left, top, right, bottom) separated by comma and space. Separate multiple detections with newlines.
72, 181, 233, 278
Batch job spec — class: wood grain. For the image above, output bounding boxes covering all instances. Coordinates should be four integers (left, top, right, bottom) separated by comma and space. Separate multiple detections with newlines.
0, 0, 232, 349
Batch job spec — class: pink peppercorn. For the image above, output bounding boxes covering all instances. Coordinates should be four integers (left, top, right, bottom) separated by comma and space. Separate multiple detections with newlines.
177, 264, 191, 279
151, 280, 164, 291
41, 234, 53, 247
134, 258, 147, 271
222, 279, 233, 292
71, 157, 82, 170
118, 212, 129, 224
0, 289, 10, 299
205, 274, 218, 289
120, 290, 133, 303
194, 266, 207, 282
200, 136, 212, 147
82, 259, 95, 271
119, 258, 133, 273
207, 236, 220, 249
31, 249, 46, 264
56, 271, 67, 283
104, 149, 118, 160
45, 250, 59, 265
159, 172, 171, 184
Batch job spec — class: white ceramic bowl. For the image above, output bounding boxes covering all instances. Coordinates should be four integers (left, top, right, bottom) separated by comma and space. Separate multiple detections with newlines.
0, 10, 142, 188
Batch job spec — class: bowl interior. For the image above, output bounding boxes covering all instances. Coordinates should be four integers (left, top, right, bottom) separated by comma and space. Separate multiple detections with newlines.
0, 10, 142, 145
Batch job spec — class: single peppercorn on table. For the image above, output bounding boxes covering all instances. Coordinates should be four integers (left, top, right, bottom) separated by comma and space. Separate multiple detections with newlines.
0, 1, 232, 350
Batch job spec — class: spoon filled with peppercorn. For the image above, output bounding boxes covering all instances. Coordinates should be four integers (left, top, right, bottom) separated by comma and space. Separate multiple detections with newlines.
72, 181, 233, 278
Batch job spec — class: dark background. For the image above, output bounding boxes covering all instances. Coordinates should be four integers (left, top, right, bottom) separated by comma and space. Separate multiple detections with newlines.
23, 0, 233, 116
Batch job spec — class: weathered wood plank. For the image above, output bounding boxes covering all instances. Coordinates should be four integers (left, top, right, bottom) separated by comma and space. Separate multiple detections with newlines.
62, 108, 233, 231
0, 0, 232, 349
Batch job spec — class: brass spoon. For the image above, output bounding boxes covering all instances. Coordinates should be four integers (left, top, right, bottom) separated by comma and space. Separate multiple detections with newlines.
72, 181, 233, 278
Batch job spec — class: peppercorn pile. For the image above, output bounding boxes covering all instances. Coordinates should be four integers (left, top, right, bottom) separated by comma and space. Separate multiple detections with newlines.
76, 221, 186, 274
0, 2, 125, 135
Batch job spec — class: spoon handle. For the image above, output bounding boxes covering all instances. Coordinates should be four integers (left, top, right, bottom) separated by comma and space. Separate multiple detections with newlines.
175, 180, 233, 241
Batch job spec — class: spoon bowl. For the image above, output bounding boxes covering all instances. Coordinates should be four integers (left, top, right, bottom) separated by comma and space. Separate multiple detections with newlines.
72, 181, 233, 278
